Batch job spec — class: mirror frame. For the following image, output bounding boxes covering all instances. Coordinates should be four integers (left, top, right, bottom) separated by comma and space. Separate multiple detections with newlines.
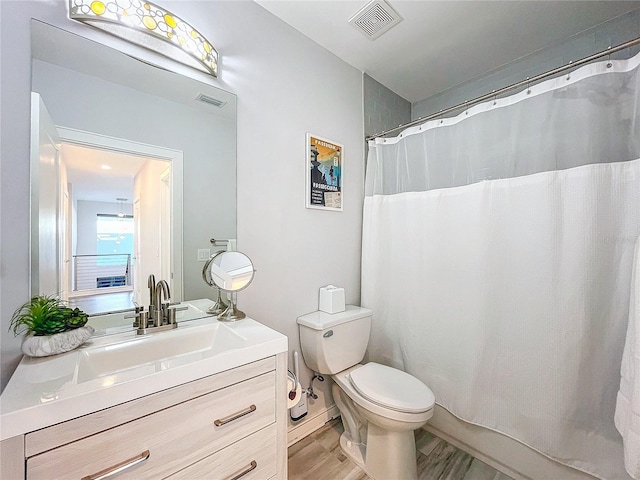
55, 127, 183, 301
203, 251, 255, 293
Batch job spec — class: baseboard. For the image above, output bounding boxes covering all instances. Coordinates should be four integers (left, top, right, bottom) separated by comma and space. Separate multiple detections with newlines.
287, 404, 340, 447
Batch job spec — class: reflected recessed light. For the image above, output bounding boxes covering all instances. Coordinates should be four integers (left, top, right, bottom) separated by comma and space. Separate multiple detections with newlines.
101, 165, 112, 170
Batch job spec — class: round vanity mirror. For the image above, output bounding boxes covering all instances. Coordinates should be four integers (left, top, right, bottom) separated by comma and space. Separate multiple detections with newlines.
202, 251, 255, 321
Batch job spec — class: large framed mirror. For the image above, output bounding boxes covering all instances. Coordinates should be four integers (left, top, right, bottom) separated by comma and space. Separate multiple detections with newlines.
30, 20, 237, 323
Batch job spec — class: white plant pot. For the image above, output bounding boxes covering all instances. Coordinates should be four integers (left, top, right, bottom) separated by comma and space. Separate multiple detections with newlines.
21, 326, 95, 357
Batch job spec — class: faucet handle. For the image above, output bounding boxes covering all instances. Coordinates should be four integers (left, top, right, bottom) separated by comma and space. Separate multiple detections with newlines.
168, 307, 177, 325
134, 308, 148, 329
154, 309, 164, 327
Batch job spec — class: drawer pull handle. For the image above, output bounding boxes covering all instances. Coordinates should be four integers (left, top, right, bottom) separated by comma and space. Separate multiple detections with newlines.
214, 404, 257, 426
224, 460, 258, 480
81, 450, 150, 480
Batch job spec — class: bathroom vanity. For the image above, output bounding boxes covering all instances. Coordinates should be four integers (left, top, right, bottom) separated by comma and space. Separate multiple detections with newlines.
0, 315, 288, 480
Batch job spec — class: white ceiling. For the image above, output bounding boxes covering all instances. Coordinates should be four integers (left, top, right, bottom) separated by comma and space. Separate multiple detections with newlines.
62, 144, 162, 204
255, 1, 640, 103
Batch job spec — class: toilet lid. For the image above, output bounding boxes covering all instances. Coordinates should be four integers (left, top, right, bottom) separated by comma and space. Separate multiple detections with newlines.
348, 363, 435, 414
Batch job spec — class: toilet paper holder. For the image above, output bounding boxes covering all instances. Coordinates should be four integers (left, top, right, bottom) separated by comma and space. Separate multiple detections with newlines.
287, 352, 303, 410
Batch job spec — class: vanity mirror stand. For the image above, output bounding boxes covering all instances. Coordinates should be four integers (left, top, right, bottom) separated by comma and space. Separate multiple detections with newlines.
202, 251, 255, 321
207, 289, 228, 316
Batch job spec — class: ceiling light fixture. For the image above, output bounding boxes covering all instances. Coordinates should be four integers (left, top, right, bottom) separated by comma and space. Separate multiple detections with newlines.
116, 197, 127, 218
68, 0, 219, 77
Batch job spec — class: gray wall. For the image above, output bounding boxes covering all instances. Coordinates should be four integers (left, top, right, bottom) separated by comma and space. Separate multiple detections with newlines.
1, 0, 364, 430
413, 9, 640, 120
363, 73, 411, 138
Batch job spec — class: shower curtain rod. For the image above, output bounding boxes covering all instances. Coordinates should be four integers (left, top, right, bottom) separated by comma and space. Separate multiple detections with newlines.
366, 36, 640, 141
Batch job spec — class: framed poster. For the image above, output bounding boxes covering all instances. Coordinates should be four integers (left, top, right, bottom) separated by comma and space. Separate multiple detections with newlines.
306, 133, 343, 211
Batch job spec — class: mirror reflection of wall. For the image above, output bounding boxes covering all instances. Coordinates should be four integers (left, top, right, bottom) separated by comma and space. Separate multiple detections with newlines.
30, 20, 237, 317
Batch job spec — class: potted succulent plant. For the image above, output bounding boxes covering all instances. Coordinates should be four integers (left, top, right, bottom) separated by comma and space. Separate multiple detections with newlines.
9, 296, 94, 357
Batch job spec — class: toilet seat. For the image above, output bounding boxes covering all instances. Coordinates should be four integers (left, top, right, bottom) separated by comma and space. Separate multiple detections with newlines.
333, 364, 434, 424
348, 362, 435, 414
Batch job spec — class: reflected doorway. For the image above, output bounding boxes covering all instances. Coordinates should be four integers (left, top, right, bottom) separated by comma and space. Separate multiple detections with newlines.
62, 142, 172, 312
31, 93, 185, 315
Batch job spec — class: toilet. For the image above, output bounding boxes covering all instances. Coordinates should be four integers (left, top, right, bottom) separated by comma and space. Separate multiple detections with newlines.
297, 306, 435, 480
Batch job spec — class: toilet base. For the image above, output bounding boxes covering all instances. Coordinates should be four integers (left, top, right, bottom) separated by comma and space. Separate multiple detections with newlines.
364, 422, 418, 480
339, 431, 366, 471
339, 423, 418, 480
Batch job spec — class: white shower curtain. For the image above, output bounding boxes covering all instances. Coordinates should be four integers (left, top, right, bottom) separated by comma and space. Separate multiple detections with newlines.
362, 52, 640, 480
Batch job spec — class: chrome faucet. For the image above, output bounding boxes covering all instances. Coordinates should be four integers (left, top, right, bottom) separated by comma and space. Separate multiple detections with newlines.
154, 280, 171, 327
135, 275, 178, 335
147, 274, 156, 321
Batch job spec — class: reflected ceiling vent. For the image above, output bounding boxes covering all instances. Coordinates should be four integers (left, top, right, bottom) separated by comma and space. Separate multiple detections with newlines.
196, 93, 227, 108
349, 0, 402, 40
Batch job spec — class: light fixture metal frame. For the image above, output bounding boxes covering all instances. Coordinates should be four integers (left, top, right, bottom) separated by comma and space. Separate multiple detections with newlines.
68, 0, 218, 77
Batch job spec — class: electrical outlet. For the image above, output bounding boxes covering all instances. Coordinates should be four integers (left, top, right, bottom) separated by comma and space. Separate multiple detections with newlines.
197, 248, 210, 262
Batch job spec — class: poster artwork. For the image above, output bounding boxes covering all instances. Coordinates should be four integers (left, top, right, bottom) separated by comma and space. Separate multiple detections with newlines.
307, 134, 343, 211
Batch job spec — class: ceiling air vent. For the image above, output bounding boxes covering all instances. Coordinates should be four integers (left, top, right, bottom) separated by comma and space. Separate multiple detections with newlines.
196, 93, 227, 108
348, 0, 402, 41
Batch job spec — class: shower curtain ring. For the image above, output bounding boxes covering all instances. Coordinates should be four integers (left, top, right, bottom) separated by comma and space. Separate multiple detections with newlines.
607, 46, 613, 68
492, 90, 497, 106
526, 77, 531, 95
439, 109, 444, 124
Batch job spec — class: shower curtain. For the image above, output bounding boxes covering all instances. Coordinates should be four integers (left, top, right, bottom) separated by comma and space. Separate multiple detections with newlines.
362, 52, 640, 480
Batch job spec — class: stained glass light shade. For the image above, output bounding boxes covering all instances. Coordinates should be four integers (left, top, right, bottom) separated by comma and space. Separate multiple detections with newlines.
68, 0, 218, 77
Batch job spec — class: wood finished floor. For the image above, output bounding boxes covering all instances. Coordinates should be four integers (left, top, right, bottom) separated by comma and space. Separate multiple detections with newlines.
288, 419, 513, 480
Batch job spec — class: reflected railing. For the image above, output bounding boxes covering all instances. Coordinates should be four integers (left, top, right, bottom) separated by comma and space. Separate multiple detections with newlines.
73, 254, 132, 292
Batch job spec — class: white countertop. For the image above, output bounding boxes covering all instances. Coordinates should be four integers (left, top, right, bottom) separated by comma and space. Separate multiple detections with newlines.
0, 315, 287, 441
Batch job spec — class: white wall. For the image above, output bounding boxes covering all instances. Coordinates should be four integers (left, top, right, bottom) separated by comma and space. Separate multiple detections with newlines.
0, 0, 365, 431
134, 160, 166, 305
165, 0, 365, 423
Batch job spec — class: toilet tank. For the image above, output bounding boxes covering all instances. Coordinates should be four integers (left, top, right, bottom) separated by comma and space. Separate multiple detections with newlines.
297, 305, 372, 374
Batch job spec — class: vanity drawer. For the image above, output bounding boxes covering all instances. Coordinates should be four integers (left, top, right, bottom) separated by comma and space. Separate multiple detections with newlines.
27, 371, 276, 480
25, 357, 276, 457
167, 424, 277, 480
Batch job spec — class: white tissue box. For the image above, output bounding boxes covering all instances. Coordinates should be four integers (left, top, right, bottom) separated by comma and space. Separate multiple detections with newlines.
319, 285, 345, 314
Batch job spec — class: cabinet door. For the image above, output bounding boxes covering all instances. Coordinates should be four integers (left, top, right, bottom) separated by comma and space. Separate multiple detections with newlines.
27, 371, 275, 480
168, 424, 277, 480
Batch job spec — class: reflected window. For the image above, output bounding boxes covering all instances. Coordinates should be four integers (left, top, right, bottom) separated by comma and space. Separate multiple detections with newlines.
96, 213, 133, 265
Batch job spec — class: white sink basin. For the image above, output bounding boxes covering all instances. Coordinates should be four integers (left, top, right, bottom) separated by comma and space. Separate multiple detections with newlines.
76, 321, 246, 383
0, 315, 288, 441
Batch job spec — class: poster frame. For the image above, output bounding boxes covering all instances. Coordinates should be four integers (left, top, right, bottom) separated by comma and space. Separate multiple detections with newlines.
305, 133, 344, 212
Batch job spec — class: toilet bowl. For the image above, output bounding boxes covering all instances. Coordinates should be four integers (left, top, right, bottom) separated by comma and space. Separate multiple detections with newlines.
332, 363, 434, 479
297, 306, 435, 480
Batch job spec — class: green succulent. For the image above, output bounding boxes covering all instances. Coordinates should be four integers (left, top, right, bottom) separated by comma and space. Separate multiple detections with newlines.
9, 296, 88, 337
